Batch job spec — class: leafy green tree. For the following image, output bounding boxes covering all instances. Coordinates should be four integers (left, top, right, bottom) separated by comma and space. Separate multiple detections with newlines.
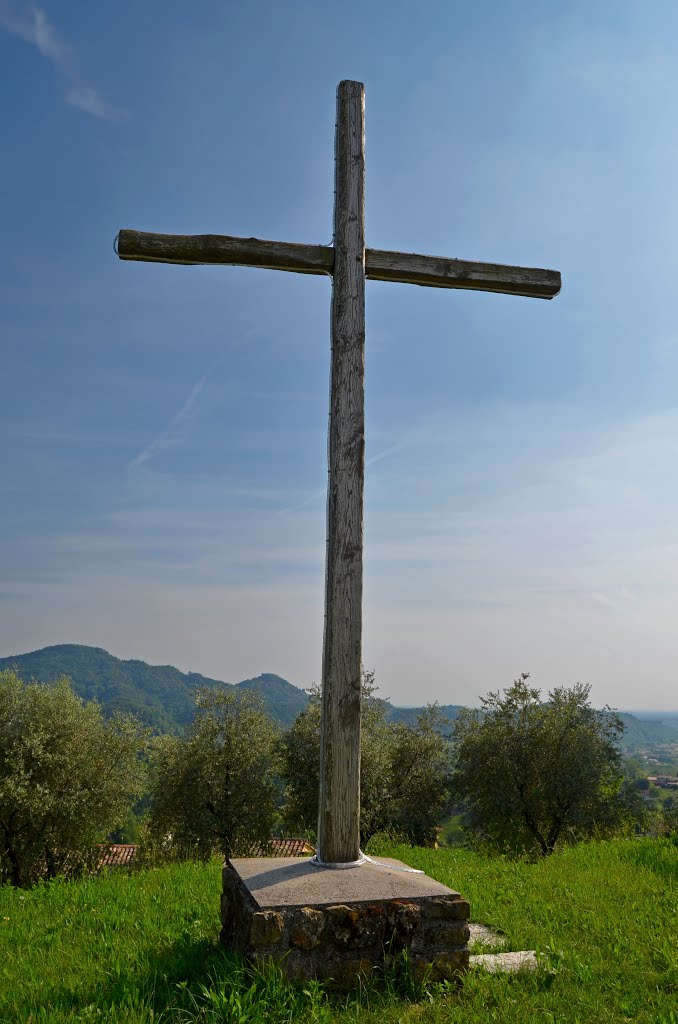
147, 688, 280, 858
452, 674, 633, 856
0, 670, 147, 887
280, 671, 452, 848
660, 795, 678, 837
107, 806, 143, 844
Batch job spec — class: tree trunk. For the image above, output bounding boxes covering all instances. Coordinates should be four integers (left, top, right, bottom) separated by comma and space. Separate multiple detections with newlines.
44, 845, 58, 880
4, 839, 23, 888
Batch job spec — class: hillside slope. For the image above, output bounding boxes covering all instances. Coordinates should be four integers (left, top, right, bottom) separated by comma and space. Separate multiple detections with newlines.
0, 645, 308, 732
1, 646, 674, 755
615, 712, 678, 753
383, 703, 462, 729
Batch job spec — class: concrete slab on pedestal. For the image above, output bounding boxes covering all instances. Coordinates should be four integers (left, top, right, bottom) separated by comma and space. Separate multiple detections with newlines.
221, 856, 470, 988
229, 855, 459, 906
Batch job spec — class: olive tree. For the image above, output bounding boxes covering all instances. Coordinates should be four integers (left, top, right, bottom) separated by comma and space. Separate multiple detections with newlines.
280, 671, 452, 848
147, 688, 280, 859
0, 670, 147, 887
452, 674, 632, 856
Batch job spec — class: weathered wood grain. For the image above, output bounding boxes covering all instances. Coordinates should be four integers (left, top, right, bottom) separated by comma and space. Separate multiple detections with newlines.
116, 230, 334, 275
117, 229, 560, 299
317, 80, 365, 864
366, 249, 560, 299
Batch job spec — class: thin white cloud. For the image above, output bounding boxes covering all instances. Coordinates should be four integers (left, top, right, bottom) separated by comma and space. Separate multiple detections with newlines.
66, 86, 122, 121
0, 4, 59, 56
0, 3, 125, 120
31, 6, 59, 58
128, 375, 208, 471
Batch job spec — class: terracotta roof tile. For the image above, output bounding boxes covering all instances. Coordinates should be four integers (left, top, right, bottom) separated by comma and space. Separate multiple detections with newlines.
97, 844, 139, 869
239, 837, 315, 857
33, 836, 314, 880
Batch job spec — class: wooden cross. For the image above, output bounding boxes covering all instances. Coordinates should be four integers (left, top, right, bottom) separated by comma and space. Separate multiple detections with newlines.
116, 80, 560, 865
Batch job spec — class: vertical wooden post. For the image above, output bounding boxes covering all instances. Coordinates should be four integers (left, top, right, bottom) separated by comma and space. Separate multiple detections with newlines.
317, 81, 366, 863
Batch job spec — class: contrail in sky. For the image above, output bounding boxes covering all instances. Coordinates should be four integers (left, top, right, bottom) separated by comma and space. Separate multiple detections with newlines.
276, 443, 403, 516
366, 443, 401, 468
128, 375, 208, 471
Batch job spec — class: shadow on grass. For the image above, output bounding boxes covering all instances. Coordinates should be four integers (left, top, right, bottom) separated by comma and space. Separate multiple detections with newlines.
17, 934, 464, 1023
7, 936, 238, 1021
10, 933, 330, 1022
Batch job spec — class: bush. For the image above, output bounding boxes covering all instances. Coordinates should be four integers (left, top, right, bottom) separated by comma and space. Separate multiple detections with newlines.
0, 670, 147, 887
147, 688, 280, 859
452, 674, 635, 856
280, 671, 452, 848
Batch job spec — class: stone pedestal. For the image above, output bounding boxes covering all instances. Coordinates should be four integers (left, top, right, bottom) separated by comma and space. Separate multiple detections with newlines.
221, 856, 470, 988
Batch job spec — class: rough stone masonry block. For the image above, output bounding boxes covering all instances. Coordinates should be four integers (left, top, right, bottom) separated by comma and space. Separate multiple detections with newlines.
221, 856, 470, 989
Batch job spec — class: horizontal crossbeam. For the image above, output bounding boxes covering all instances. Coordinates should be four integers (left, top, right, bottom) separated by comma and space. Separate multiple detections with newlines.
116, 229, 561, 299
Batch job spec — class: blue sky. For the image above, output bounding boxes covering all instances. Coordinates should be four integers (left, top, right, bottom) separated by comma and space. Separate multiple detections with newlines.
2, 1, 678, 709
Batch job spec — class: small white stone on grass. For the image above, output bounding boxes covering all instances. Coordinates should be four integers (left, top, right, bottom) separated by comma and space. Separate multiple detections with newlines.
470, 950, 538, 973
468, 923, 506, 948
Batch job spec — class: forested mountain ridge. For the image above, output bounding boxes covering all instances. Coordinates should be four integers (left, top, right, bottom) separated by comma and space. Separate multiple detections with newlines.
1, 645, 675, 754
384, 701, 677, 753
0, 645, 463, 734
234, 671, 310, 727
0, 645, 307, 731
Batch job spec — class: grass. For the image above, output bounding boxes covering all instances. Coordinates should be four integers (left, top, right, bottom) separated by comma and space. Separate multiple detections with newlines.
0, 838, 676, 1022
437, 811, 466, 847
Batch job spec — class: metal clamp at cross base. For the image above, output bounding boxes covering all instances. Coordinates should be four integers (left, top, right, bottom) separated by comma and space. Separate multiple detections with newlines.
310, 851, 424, 874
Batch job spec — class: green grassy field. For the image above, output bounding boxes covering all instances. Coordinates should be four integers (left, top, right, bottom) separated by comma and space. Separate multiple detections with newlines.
0, 838, 676, 1023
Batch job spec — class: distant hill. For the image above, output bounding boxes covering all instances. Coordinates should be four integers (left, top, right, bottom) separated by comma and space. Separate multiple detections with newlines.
381, 703, 462, 730
626, 711, 678, 731
0, 644, 464, 734
233, 672, 309, 727
615, 713, 678, 753
380, 703, 678, 756
1, 646, 674, 757
380, 706, 678, 753
0, 645, 308, 732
